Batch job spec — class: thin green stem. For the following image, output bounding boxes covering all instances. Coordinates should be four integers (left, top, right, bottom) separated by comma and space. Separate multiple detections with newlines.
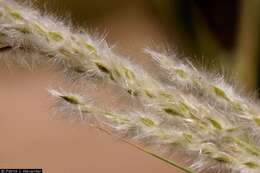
96, 126, 196, 173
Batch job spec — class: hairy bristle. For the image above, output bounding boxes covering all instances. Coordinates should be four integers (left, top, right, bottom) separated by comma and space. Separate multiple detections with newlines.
1, 1, 260, 173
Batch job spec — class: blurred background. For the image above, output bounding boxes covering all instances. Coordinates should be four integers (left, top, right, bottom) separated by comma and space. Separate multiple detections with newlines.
1, 0, 260, 173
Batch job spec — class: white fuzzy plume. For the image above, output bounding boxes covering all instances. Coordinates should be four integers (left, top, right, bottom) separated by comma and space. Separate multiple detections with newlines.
0, 1, 260, 173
